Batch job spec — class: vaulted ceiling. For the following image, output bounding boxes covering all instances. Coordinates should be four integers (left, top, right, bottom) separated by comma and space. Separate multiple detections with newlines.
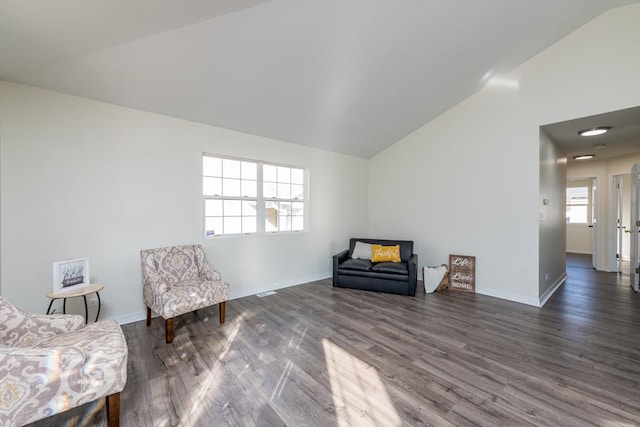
1, 0, 638, 158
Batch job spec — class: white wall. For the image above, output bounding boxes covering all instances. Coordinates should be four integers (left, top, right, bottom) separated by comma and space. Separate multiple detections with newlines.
568, 152, 640, 271
0, 81, 369, 322
369, 4, 640, 306
539, 130, 567, 301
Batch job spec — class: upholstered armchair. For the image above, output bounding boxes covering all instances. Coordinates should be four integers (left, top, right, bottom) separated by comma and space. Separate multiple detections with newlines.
140, 244, 229, 343
0, 296, 128, 427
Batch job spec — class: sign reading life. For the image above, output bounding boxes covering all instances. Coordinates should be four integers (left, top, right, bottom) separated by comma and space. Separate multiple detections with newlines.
448, 254, 476, 293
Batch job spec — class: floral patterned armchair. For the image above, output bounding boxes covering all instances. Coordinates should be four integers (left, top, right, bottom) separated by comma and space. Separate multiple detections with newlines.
140, 244, 229, 343
0, 296, 127, 427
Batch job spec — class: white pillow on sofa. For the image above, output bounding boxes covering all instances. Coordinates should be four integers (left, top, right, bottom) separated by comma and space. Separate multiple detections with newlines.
351, 241, 372, 260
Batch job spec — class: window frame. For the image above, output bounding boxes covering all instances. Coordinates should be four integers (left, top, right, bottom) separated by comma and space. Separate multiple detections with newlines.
203, 153, 307, 237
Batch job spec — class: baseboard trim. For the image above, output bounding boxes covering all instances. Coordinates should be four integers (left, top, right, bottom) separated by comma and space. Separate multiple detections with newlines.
475, 287, 541, 307
112, 271, 333, 325
566, 250, 593, 255
228, 272, 331, 300
539, 271, 568, 307
112, 311, 148, 325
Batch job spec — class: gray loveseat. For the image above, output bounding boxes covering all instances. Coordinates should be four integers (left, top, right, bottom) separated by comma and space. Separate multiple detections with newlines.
332, 238, 418, 296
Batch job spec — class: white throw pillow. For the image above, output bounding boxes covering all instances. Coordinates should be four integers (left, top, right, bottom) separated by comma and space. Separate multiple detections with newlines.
351, 241, 372, 260
424, 265, 448, 293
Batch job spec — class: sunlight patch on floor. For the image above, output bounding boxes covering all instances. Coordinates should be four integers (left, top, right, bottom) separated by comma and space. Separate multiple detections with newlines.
323, 339, 401, 426
271, 360, 293, 401
186, 314, 243, 423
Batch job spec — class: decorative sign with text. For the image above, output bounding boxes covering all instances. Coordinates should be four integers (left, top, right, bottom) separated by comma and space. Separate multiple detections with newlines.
448, 255, 476, 293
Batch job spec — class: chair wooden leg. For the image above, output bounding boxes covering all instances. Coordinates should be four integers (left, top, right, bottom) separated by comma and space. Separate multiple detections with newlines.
165, 317, 174, 343
219, 301, 226, 324
106, 392, 120, 427
146, 307, 151, 327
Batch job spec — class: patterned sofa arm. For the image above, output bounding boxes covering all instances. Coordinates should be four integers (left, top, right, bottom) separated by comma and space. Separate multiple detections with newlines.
0, 344, 85, 426
0, 296, 84, 347
195, 245, 222, 281
141, 267, 166, 289
0, 319, 128, 427
200, 261, 222, 281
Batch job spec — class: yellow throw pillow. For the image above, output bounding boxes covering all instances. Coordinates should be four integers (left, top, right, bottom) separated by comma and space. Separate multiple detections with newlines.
371, 244, 401, 263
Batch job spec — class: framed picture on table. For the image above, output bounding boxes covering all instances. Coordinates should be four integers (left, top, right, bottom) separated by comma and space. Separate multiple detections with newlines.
52, 257, 90, 293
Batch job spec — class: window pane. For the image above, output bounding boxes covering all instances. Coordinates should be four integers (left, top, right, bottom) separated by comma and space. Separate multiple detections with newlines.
279, 215, 289, 231
242, 200, 257, 215
566, 187, 588, 205
264, 182, 277, 198
223, 178, 241, 197
291, 168, 304, 184
277, 166, 291, 183
265, 219, 277, 232
205, 199, 223, 216
264, 164, 277, 182
291, 184, 304, 199
203, 156, 222, 177
241, 179, 257, 197
223, 159, 241, 178
203, 177, 222, 196
205, 217, 223, 236
241, 161, 257, 180
292, 216, 304, 231
224, 200, 242, 216
265, 201, 278, 231
566, 206, 588, 223
292, 202, 304, 215
279, 201, 292, 214
242, 217, 257, 233
224, 217, 242, 234
277, 183, 291, 199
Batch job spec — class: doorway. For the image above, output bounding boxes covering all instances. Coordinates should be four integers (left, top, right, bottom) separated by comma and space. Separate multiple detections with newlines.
566, 177, 597, 269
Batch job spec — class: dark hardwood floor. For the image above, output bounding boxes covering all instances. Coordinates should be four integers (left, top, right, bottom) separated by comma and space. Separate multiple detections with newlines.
28, 260, 640, 426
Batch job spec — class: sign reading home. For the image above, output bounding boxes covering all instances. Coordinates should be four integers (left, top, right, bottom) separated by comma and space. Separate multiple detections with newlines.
448, 255, 475, 293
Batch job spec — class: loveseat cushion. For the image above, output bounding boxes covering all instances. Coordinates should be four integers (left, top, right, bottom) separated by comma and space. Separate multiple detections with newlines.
339, 258, 373, 271
371, 262, 408, 275
336, 269, 409, 281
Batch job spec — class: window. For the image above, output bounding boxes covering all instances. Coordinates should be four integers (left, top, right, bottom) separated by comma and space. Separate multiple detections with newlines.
203, 154, 306, 236
566, 186, 589, 224
263, 164, 305, 232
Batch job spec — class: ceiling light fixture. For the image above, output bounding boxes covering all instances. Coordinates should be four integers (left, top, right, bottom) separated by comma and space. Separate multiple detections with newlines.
578, 126, 611, 136
594, 143, 607, 150
573, 154, 595, 160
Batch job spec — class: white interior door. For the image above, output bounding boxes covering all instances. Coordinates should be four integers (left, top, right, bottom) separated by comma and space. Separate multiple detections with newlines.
631, 163, 640, 292
612, 174, 633, 274
614, 175, 623, 273
591, 178, 598, 269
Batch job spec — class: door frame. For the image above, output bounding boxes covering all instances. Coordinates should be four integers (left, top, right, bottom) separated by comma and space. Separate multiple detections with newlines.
631, 163, 640, 292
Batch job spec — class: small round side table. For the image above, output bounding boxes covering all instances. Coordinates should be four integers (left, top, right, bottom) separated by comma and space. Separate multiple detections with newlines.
46, 283, 104, 324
